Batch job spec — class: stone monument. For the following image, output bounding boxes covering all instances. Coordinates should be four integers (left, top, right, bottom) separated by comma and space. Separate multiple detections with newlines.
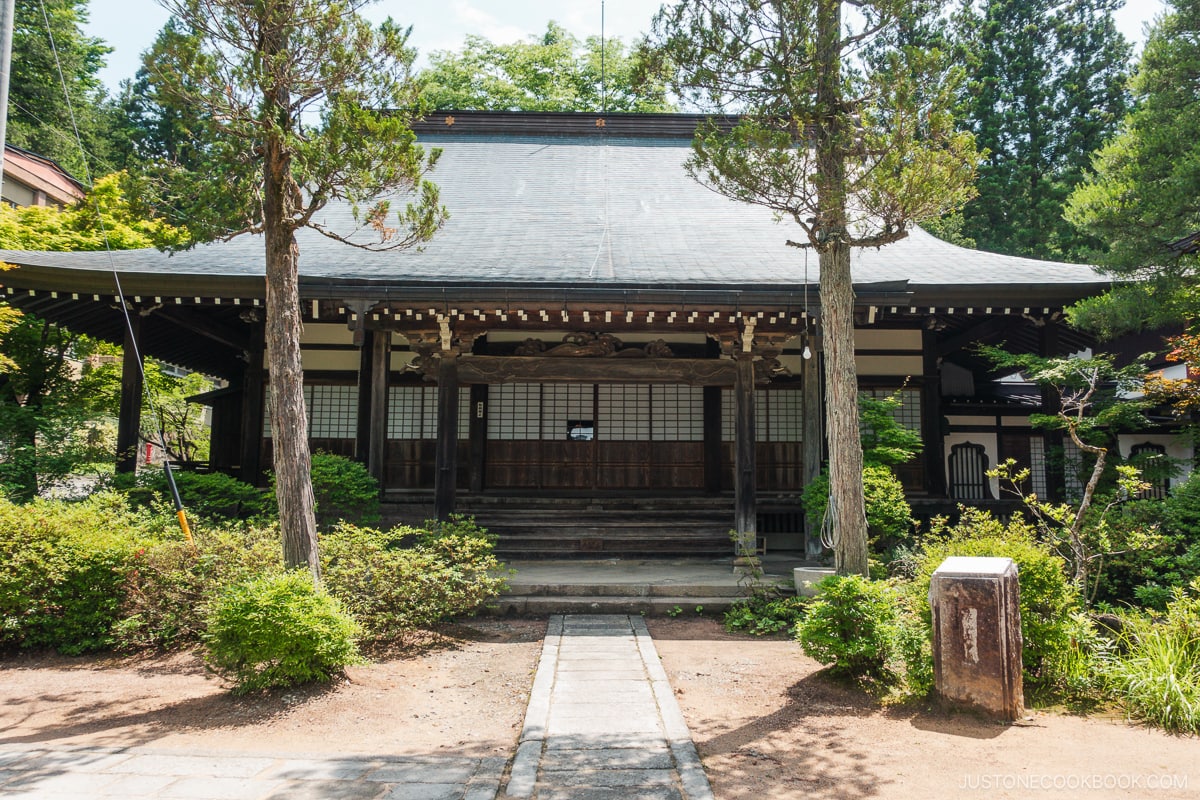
929, 556, 1024, 720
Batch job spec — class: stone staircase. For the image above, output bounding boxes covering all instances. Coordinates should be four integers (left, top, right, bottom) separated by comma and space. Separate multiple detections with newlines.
455, 495, 735, 560
489, 557, 804, 615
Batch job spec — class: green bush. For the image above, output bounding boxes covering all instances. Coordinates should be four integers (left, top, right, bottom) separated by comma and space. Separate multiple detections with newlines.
268, 452, 380, 530
0, 493, 148, 654
320, 521, 507, 641
796, 575, 900, 682
112, 469, 268, 522
115, 524, 282, 650
1093, 471, 1200, 610
1105, 581, 1200, 734
803, 465, 914, 556
910, 508, 1087, 697
724, 591, 808, 636
203, 570, 362, 694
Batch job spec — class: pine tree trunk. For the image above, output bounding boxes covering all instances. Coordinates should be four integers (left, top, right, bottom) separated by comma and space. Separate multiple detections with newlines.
821, 240, 869, 576
816, 0, 869, 576
263, 139, 319, 581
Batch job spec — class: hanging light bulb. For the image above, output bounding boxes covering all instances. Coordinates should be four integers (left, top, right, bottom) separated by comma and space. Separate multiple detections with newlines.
802, 343, 812, 360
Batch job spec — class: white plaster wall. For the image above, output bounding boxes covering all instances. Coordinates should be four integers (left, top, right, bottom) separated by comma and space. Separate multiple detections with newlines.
943, 432, 1000, 499
855, 355, 922, 376
1118, 433, 1195, 487
855, 329, 922, 350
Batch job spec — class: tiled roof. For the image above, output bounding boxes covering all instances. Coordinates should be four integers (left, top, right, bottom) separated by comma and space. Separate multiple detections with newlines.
1, 115, 1109, 302
2, 145, 85, 206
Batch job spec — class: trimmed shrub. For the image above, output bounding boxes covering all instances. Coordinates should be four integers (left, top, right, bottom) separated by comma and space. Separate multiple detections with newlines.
0, 493, 147, 654
909, 507, 1086, 697
268, 452, 380, 530
1105, 581, 1200, 734
803, 465, 914, 555
796, 575, 900, 682
320, 521, 507, 642
203, 570, 362, 694
112, 469, 268, 522
115, 524, 282, 650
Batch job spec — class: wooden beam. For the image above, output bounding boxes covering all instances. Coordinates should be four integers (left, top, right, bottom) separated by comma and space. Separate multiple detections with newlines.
116, 315, 144, 474
456, 355, 738, 385
703, 385, 722, 494
922, 329, 947, 497
153, 306, 249, 352
434, 355, 460, 520
802, 347, 825, 558
468, 384, 488, 492
355, 328, 375, 466
239, 321, 265, 485
368, 331, 390, 483
734, 357, 757, 555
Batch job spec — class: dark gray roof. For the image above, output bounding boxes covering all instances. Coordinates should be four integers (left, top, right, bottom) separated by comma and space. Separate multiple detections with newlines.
1, 115, 1109, 303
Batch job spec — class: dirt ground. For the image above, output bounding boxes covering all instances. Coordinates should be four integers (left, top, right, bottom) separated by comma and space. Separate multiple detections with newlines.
648, 616, 1200, 800
0, 619, 544, 760
3, 615, 1198, 799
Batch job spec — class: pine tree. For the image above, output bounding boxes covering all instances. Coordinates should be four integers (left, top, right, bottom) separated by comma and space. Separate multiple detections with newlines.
957, 0, 1130, 261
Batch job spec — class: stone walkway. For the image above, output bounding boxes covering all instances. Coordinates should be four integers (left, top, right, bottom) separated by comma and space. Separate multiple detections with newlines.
0, 614, 713, 800
501, 614, 713, 800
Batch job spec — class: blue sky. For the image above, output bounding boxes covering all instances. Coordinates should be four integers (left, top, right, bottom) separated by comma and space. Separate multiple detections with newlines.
83, 0, 1167, 95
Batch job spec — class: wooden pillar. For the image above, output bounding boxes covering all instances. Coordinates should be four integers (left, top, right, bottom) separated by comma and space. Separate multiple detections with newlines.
368, 331, 390, 484
434, 354, 460, 520
355, 328, 375, 465
239, 319, 265, 485
922, 329, 947, 496
801, 345, 825, 558
468, 383, 488, 493
734, 356, 757, 556
1040, 320, 1066, 501
116, 313, 144, 474
703, 385, 723, 493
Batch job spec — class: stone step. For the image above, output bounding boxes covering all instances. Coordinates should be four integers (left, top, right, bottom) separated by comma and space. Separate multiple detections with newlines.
488, 595, 741, 615
503, 581, 757, 599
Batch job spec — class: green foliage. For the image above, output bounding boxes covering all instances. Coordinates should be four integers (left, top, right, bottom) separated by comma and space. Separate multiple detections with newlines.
0, 173, 189, 251
268, 452, 380, 531
7, 0, 120, 177
910, 508, 1087, 696
133, 1, 446, 252
724, 591, 808, 636
113, 469, 268, 523
203, 570, 361, 694
1093, 471, 1200, 609
803, 465, 915, 555
859, 390, 924, 467
1065, 0, 1200, 335
320, 522, 508, 642
0, 493, 149, 654
895, 614, 935, 699
1104, 581, 1200, 734
956, 0, 1131, 261
797, 575, 901, 682
115, 524, 282, 650
82, 357, 215, 463
420, 21, 673, 112
0, 315, 113, 501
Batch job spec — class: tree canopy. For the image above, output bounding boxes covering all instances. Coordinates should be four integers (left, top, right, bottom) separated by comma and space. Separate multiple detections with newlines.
418, 21, 673, 112
7, 0, 121, 178
954, 0, 1131, 261
651, 0, 978, 575
1066, 0, 1200, 334
138, 0, 448, 578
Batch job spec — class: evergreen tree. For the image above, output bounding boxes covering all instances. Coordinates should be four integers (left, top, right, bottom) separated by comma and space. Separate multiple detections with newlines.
140, 0, 447, 580
7, 0, 116, 177
1066, 0, 1200, 334
957, 0, 1130, 261
652, 0, 977, 576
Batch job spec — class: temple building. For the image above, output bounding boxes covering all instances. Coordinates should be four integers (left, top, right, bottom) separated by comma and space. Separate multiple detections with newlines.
1, 112, 1190, 557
